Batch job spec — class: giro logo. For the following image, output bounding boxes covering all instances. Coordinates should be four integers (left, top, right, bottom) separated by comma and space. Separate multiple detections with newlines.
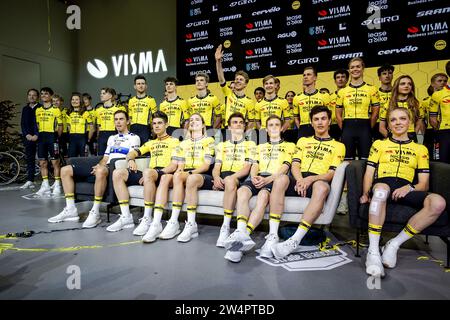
230, 0, 256, 7
186, 20, 209, 28
362, 15, 399, 26
87, 59, 108, 79
288, 57, 320, 65
86, 50, 167, 79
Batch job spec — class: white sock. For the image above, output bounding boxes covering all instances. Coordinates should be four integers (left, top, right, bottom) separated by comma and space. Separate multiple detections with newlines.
291, 220, 312, 243
368, 223, 382, 253
153, 206, 164, 224
119, 201, 131, 218
390, 224, 418, 248
187, 206, 196, 224
223, 215, 232, 227
92, 197, 102, 214
144, 202, 154, 219
66, 198, 76, 210
269, 213, 281, 235
169, 202, 182, 222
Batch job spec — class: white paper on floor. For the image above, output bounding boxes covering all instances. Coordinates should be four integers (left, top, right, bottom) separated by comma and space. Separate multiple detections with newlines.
22, 193, 65, 200
0, 186, 24, 191
256, 245, 352, 271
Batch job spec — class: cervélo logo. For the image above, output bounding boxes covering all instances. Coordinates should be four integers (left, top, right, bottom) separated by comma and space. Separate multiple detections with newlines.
190, 44, 214, 52
378, 45, 418, 55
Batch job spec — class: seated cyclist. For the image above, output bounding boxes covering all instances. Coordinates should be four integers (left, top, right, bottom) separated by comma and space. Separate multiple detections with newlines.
223, 115, 296, 263
109, 111, 179, 234
47, 111, 140, 227
360, 106, 445, 278
270, 105, 346, 259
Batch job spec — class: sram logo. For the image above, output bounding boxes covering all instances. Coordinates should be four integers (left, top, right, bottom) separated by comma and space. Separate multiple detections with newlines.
417, 7, 450, 17
332, 52, 363, 60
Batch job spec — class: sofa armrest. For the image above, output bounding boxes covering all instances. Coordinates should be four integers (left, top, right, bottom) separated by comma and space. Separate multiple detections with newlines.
67, 156, 103, 168
346, 160, 366, 228
430, 161, 450, 211
320, 161, 349, 224
115, 157, 150, 171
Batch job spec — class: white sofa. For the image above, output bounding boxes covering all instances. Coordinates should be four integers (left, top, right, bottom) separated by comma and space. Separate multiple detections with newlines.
115, 159, 349, 225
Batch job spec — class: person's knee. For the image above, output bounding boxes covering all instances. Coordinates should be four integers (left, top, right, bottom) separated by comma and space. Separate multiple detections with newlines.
61, 165, 72, 177
237, 186, 251, 200
425, 194, 446, 216
39, 160, 47, 168
96, 166, 109, 178
313, 181, 330, 198
273, 175, 289, 190
258, 190, 270, 203
113, 168, 127, 182
224, 176, 237, 190
186, 175, 202, 188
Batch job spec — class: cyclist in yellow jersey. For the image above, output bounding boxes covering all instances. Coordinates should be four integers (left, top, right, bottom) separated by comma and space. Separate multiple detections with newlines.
374, 64, 394, 141
206, 113, 257, 247
255, 75, 292, 134
35, 87, 63, 197
329, 69, 349, 141
52, 95, 69, 159
148, 113, 215, 242
336, 57, 380, 160
359, 106, 445, 277
379, 75, 424, 142
159, 76, 190, 136
215, 45, 255, 130
223, 115, 295, 263
270, 106, 346, 259
83, 93, 97, 155
254, 87, 265, 103
429, 64, 450, 163
110, 111, 179, 237
293, 66, 330, 138
283, 90, 298, 143
66, 92, 94, 157
95, 87, 127, 155
423, 74, 448, 160
128, 75, 157, 143
187, 72, 221, 133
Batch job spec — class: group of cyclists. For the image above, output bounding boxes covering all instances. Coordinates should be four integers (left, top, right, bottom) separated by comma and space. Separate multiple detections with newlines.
20, 45, 450, 276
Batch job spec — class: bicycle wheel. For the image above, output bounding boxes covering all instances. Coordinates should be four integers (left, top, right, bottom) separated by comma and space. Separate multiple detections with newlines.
0, 152, 20, 185
9, 150, 27, 182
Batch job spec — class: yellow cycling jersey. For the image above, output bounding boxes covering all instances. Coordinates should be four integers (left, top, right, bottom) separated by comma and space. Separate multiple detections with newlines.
66, 111, 93, 134
377, 88, 392, 123
367, 138, 429, 183
293, 90, 331, 126
329, 92, 338, 125
187, 94, 221, 127
128, 95, 157, 126
336, 82, 380, 120
421, 96, 433, 130
254, 96, 292, 129
215, 139, 256, 173
175, 136, 215, 170
221, 84, 255, 124
61, 108, 69, 133
95, 104, 127, 131
379, 100, 424, 133
35, 105, 63, 133
429, 86, 450, 131
254, 140, 296, 175
85, 108, 96, 131
159, 96, 190, 128
292, 136, 346, 175
137, 135, 180, 169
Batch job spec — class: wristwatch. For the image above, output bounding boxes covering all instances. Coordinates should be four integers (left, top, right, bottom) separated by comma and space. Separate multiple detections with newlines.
188, 170, 193, 175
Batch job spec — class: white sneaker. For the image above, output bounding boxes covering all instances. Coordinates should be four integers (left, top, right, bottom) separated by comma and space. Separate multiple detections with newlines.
106, 214, 135, 232
365, 249, 385, 277
271, 237, 300, 260
50, 181, 57, 190
52, 184, 63, 196
177, 221, 199, 243
216, 225, 231, 248
337, 191, 348, 215
382, 240, 400, 269
224, 250, 243, 263
223, 229, 255, 252
36, 183, 51, 196
133, 216, 152, 236
48, 207, 79, 223
259, 233, 279, 258
158, 220, 181, 239
142, 222, 163, 243
82, 210, 102, 228
20, 181, 35, 189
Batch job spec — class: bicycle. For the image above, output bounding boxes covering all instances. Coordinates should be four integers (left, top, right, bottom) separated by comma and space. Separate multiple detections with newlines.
0, 151, 20, 185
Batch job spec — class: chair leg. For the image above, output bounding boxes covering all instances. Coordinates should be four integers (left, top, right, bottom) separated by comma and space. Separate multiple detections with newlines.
425, 235, 429, 245
440, 236, 449, 268
355, 229, 361, 257
107, 204, 111, 223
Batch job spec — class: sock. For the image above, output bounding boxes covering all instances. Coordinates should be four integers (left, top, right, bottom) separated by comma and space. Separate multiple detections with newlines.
237, 215, 248, 232
291, 220, 312, 243
119, 200, 131, 218
269, 213, 281, 235
153, 205, 164, 224
368, 223, 382, 252
92, 196, 102, 214
187, 205, 197, 224
246, 223, 255, 235
65, 193, 75, 209
144, 201, 154, 219
391, 224, 419, 248
223, 209, 233, 227
54, 177, 61, 186
170, 202, 182, 222
42, 176, 49, 186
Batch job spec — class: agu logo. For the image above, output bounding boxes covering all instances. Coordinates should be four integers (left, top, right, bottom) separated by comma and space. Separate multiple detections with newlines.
435, 40, 446, 50
87, 59, 108, 79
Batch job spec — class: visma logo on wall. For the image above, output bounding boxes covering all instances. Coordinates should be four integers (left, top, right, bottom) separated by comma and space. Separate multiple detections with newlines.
86, 50, 168, 79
